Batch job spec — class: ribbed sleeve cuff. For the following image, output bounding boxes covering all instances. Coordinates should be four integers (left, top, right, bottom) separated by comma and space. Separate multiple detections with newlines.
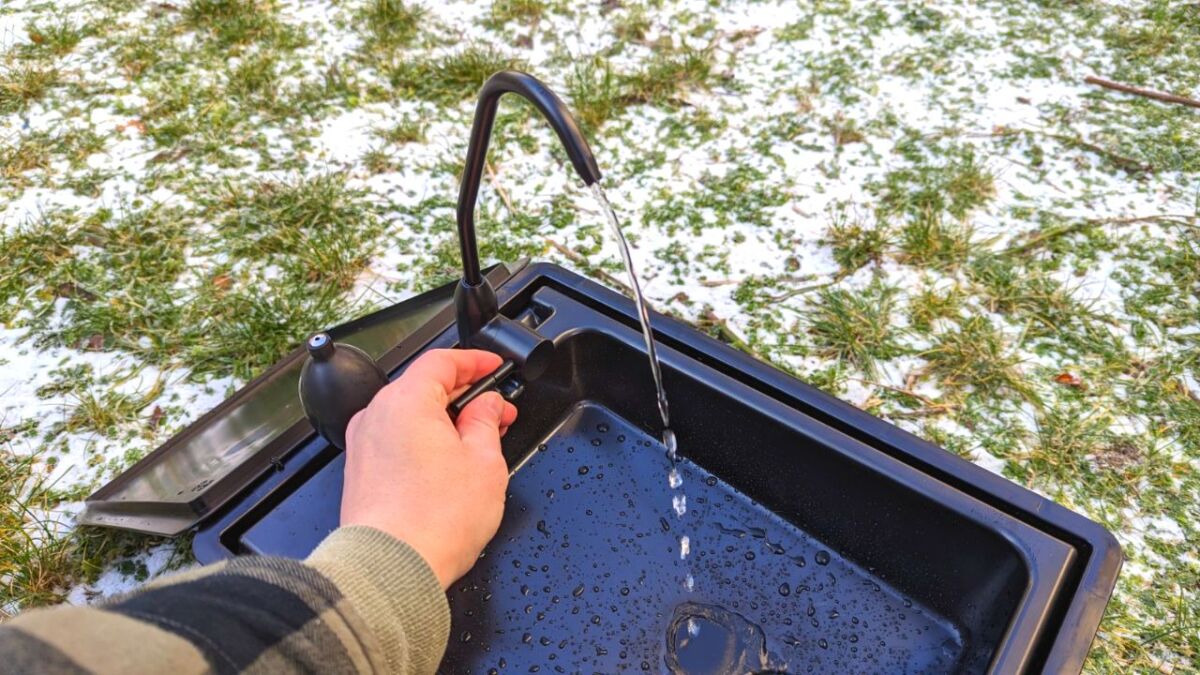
307, 526, 450, 674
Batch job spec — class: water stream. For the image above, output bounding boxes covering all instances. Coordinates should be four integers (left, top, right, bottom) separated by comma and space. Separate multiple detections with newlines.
590, 183, 691, 590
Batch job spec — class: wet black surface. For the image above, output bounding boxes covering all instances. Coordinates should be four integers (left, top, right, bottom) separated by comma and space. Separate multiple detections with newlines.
440, 403, 961, 674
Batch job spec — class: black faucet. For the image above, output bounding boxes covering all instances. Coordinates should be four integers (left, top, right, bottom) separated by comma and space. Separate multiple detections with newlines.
453, 70, 602, 381
299, 71, 601, 449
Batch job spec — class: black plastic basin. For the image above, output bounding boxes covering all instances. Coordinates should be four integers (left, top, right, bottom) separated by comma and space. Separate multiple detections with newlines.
191, 263, 1120, 674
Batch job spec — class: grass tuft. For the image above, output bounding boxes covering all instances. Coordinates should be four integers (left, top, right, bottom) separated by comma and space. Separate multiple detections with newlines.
23, 17, 93, 56
806, 279, 905, 375
386, 45, 526, 104
823, 203, 890, 272
0, 64, 60, 115
486, 0, 549, 28
182, 0, 303, 50
924, 316, 1033, 400
358, 0, 426, 52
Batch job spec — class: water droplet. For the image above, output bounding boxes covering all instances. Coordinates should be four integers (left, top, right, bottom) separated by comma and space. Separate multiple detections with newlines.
815, 550, 831, 565
778, 582, 791, 597
818, 638, 828, 649
536, 520, 550, 537
573, 584, 585, 597
522, 632, 532, 644
460, 630, 471, 642
704, 475, 718, 486
744, 551, 755, 561
590, 438, 602, 446
578, 465, 589, 475
660, 517, 671, 532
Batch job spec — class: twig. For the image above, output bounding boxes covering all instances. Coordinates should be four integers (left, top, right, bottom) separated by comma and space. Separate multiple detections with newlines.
542, 238, 633, 294
888, 406, 957, 420
768, 273, 847, 303
847, 376, 950, 410
698, 309, 768, 362
485, 160, 516, 215
1085, 75, 1200, 110
1000, 214, 1196, 257
963, 127, 1154, 174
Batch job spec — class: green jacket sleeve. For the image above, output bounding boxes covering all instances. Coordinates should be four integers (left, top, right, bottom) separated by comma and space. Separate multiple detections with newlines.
0, 525, 451, 675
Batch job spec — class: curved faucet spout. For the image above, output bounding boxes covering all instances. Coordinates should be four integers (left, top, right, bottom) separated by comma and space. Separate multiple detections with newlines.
456, 71, 602, 286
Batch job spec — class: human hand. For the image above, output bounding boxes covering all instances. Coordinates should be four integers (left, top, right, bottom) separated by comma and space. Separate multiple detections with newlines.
341, 349, 518, 589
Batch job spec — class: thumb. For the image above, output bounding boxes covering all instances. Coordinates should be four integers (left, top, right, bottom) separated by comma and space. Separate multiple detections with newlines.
456, 391, 505, 455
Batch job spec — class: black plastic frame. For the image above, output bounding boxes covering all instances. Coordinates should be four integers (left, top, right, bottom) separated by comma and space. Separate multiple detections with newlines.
193, 262, 1120, 674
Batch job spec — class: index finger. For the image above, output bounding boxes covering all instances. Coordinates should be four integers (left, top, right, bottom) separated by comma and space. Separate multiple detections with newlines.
399, 348, 504, 405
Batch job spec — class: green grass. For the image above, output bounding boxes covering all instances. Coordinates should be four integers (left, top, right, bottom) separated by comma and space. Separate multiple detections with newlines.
386, 45, 526, 104
823, 203, 890, 273
486, 0, 551, 28
923, 316, 1033, 401
0, 449, 184, 615
806, 279, 905, 376
0, 63, 59, 114
358, 0, 426, 53
182, 0, 304, 50
2, 1, 1199, 669
23, 18, 93, 57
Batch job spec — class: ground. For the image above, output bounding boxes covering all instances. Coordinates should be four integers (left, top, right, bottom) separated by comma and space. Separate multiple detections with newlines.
0, 0, 1197, 671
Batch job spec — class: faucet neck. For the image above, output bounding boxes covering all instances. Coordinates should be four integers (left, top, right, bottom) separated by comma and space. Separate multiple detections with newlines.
456, 71, 602, 286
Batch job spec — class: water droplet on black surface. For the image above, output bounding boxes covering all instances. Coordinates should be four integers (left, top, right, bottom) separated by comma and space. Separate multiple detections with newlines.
815, 550, 831, 565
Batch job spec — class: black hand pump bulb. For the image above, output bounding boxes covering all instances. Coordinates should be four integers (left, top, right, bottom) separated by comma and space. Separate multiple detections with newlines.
453, 71, 602, 380
298, 71, 602, 449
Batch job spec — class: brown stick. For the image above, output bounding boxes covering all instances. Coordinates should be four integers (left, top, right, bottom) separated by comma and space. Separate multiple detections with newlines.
542, 238, 633, 294
485, 160, 517, 215
1085, 75, 1200, 110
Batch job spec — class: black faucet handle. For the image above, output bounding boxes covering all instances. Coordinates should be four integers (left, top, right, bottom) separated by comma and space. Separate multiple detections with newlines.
298, 333, 389, 450
454, 275, 555, 382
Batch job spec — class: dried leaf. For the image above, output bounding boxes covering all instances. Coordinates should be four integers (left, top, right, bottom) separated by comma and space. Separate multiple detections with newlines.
117, 119, 147, 134
1053, 372, 1083, 388
147, 406, 165, 431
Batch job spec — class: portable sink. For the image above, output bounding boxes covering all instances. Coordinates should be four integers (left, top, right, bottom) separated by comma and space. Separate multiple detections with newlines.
81, 72, 1120, 674
82, 261, 1121, 673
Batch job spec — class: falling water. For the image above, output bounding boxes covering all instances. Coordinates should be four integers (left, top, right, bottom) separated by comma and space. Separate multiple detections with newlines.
591, 182, 691, 590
